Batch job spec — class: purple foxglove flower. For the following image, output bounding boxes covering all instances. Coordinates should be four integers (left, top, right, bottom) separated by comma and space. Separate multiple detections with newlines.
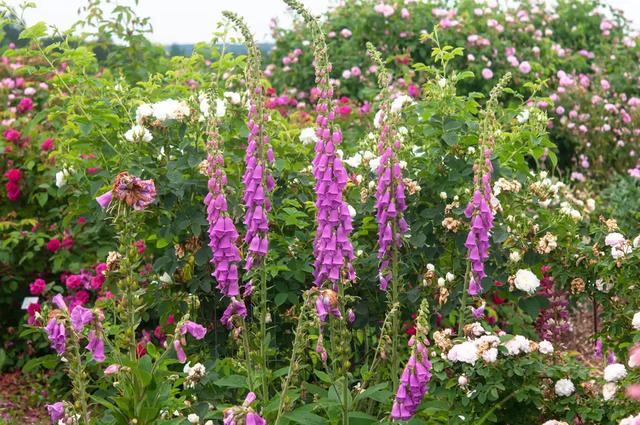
52, 294, 67, 311
347, 308, 356, 323
310, 61, 355, 288
314, 290, 342, 323
220, 298, 248, 329
181, 320, 207, 340
203, 140, 243, 299
242, 86, 274, 272
470, 303, 485, 319
374, 109, 408, 291
174, 339, 186, 363
46, 402, 65, 423
243, 391, 257, 407
86, 329, 105, 362
70, 306, 94, 332
245, 412, 266, 425
95, 190, 113, 209
44, 318, 66, 355
390, 341, 432, 421
104, 364, 121, 375
463, 149, 494, 295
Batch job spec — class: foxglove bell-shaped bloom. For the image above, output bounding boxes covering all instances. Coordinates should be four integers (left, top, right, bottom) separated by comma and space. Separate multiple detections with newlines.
223, 391, 266, 425
203, 136, 243, 298
374, 110, 408, 291
311, 71, 355, 287
181, 320, 207, 340
220, 298, 248, 329
46, 402, 65, 423
86, 329, 105, 362
96, 190, 113, 209
463, 149, 494, 295
390, 339, 432, 420
315, 289, 342, 322
242, 87, 275, 272
44, 318, 66, 355
70, 306, 94, 332
174, 339, 187, 363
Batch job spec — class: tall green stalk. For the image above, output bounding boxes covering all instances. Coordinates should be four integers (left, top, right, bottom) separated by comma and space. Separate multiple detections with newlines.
222, 10, 271, 403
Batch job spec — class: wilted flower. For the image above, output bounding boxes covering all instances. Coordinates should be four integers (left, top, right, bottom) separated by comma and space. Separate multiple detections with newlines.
112, 172, 156, 210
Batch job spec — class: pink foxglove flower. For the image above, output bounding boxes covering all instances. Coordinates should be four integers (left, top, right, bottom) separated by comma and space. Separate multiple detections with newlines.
181, 321, 207, 340
310, 51, 355, 288
86, 329, 105, 362
44, 318, 66, 355
70, 306, 94, 332
463, 149, 494, 295
46, 402, 65, 423
204, 133, 242, 297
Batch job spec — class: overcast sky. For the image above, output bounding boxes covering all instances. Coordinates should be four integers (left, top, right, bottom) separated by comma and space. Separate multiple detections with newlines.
3, 0, 639, 44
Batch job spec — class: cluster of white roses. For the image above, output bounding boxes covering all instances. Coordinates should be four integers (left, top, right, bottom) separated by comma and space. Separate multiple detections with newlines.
137, 98, 191, 123
529, 171, 595, 221
445, 323, 553, 366
602, 363, 628, 401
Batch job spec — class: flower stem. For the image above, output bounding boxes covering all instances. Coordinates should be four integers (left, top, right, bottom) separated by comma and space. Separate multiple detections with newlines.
69, 330, 90, 424
390, 222, 400, 393
274, 300, 309, 424
259, 263, 269, 402
458, 262, 471, 336
240, 317, 256, 392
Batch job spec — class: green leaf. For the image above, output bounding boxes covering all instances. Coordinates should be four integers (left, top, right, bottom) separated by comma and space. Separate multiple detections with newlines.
214, 374, 248, 389
284, 409, 328, 425
20, 22, 47, 39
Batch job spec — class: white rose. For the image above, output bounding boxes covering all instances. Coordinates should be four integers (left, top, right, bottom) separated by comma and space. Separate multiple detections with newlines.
509, 251, 521, 262
224, 91, 241, 105
136, 103, 154, 123
604, 363, 627, 382
539, 340, 554, 354
605, 232, 625, 247
187, 413, 200, 424
457, 375, 468, 386
514, 269, 540, 294
124, 124, 153, 142
633, 312, 640, 330
299, 127, 318, 145
344, 153, 363, 168
446, 272, 455, 282
482, 347, 498, 363
447, 341, 478, 365
554, 379, 575, 397
390, 95, 412, 114
214, 98, 226, 118
369, 156, 381, 172
602, 382, 617, 401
